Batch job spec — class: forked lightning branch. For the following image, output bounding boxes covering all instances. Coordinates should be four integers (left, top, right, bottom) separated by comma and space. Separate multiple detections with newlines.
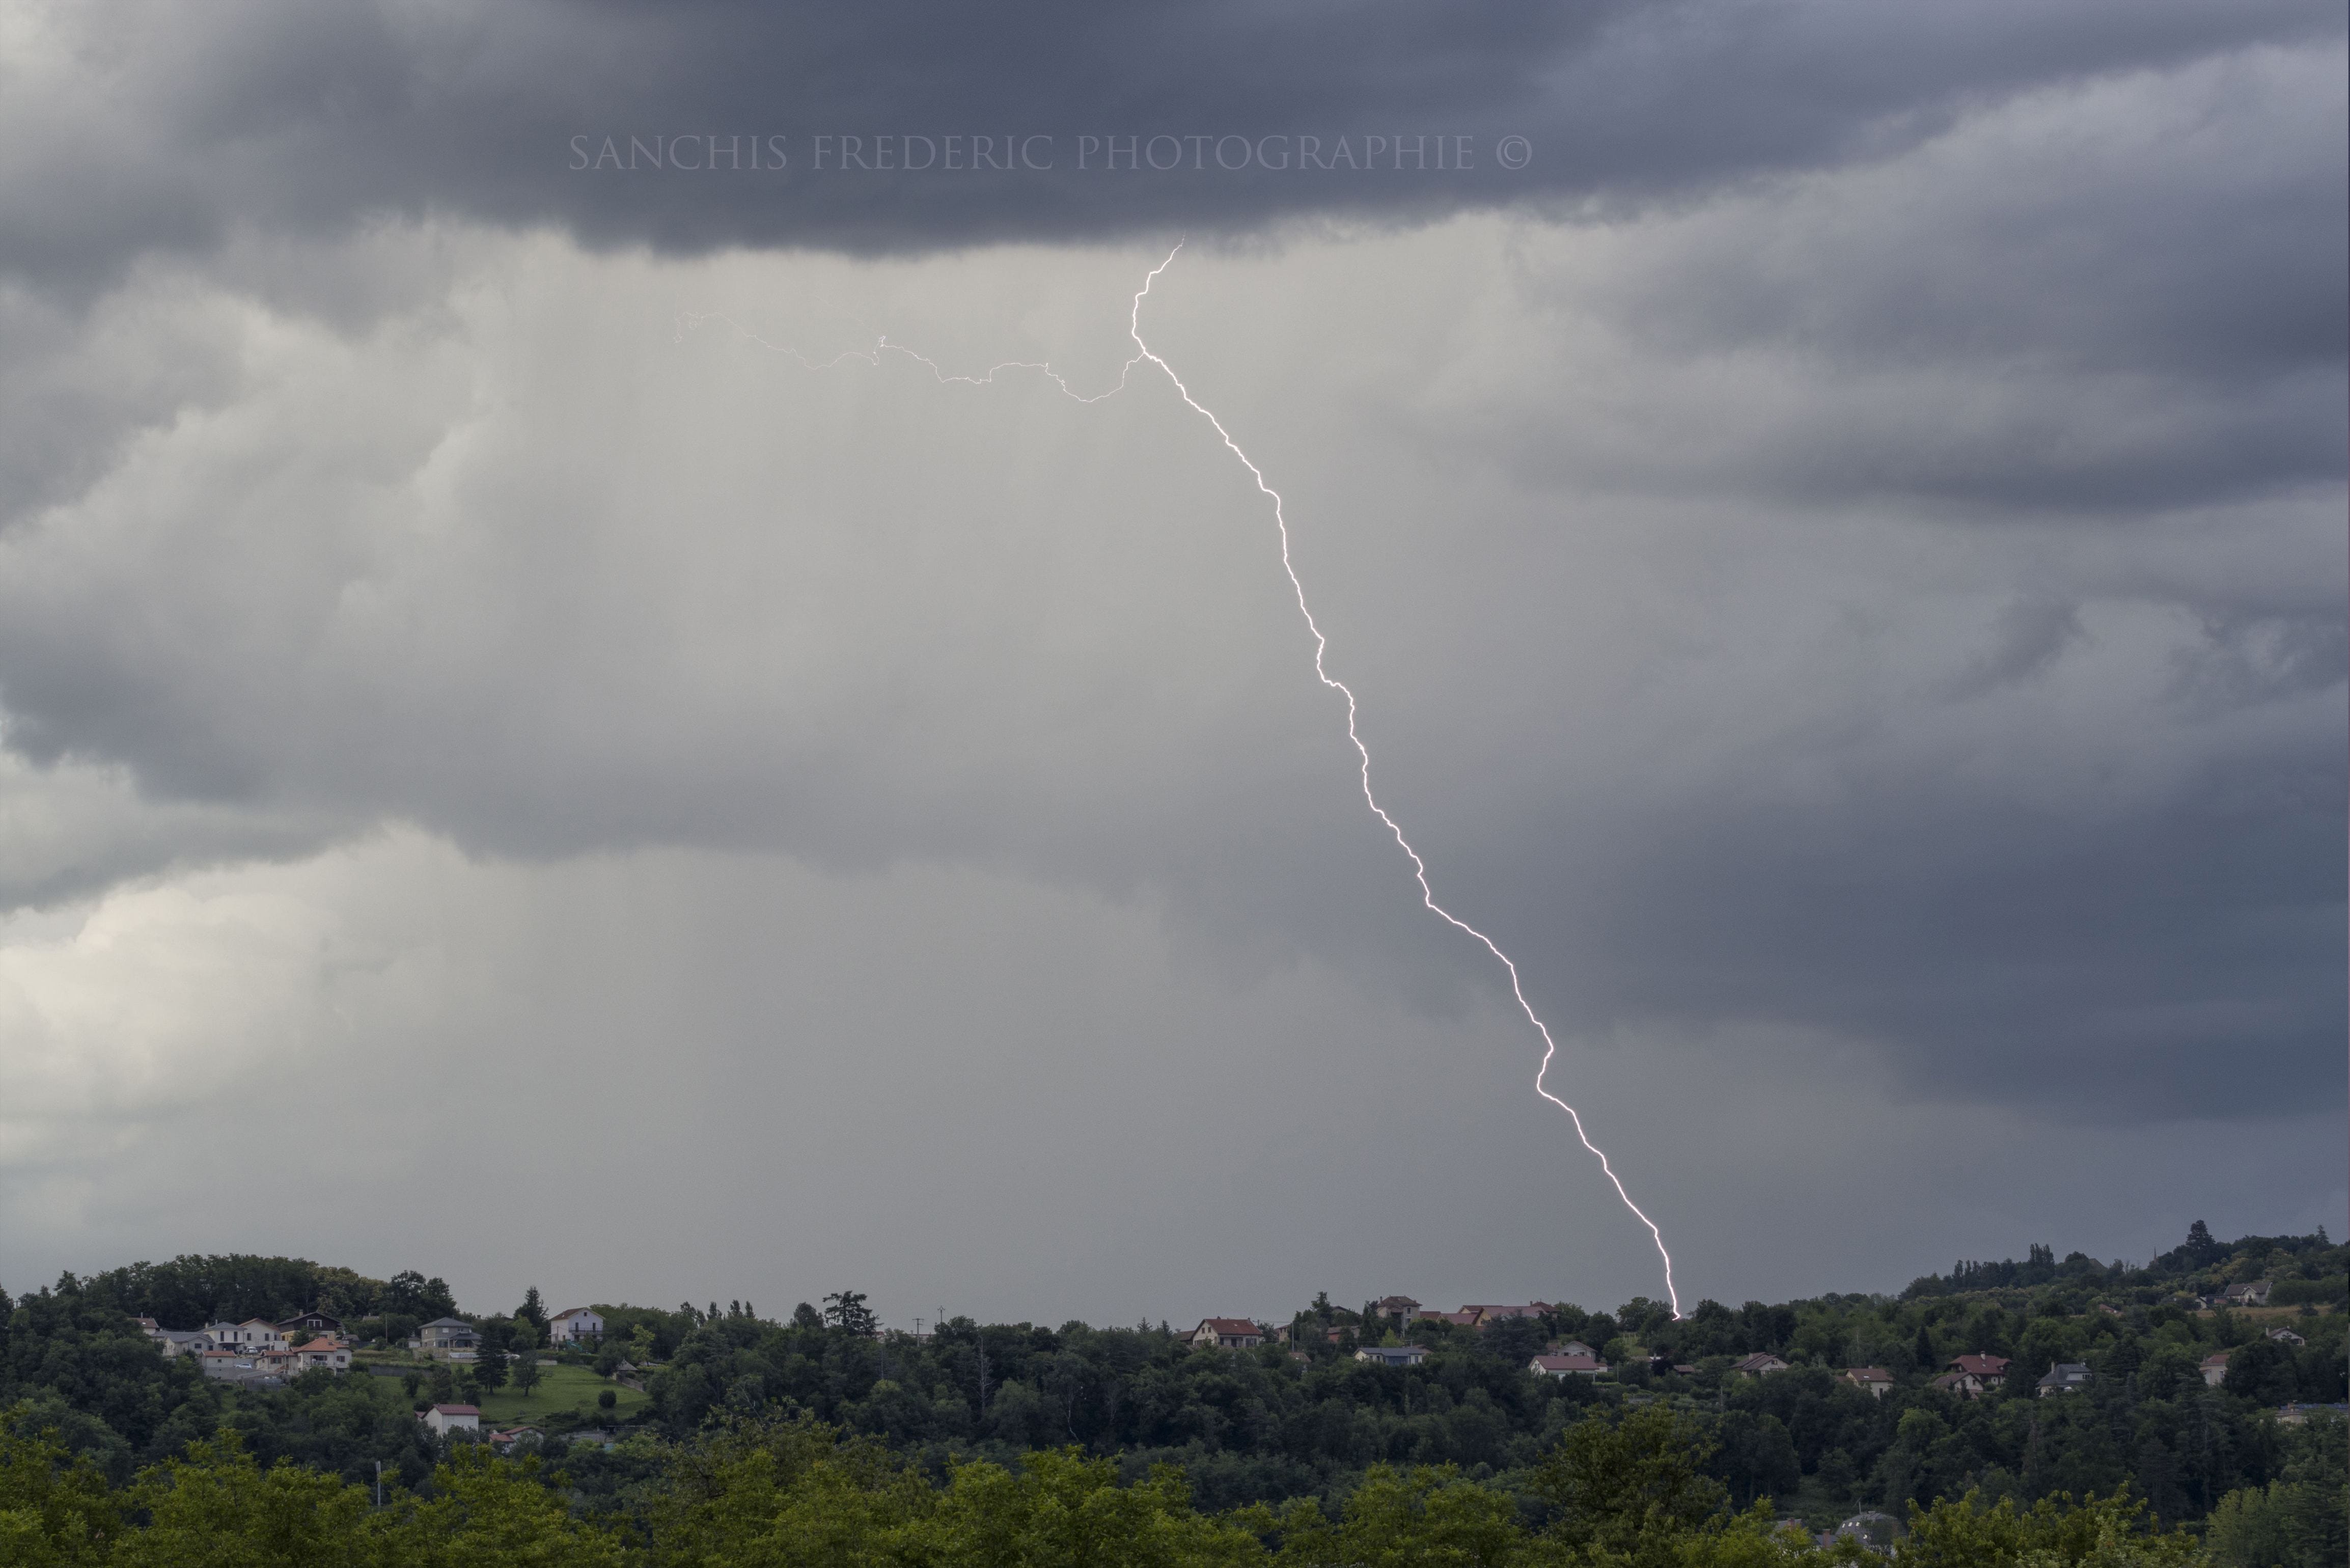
679, 248, 1681, 1317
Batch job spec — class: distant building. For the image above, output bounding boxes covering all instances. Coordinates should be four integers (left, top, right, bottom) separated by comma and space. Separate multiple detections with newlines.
420, 1404, 480, 1436
2035, 1363, 2091, 1397
1356, 1344, 1430, 1367
292, 1338, 352, 1371
278, 1309, 344, 1336
1550, 1340, 1597, 1359
2222, 1281, 2272, 1307
548, 1308, 606, 1345
215, 1319, 285, 1351
2266, 1327, 2307, 1347
155, 1330, 216, 1359
488, 1426, 542, 1452
2277, 1403, 2349, 1426
1372, 1296, 1421, 1321
1948, 1355, 2009, 1391
419, 1317, 481, 1356
1844, 1367, 1895, 1398
2201, 1353, 2231, 1388
1462, 1304, 1551, 1328
1415, 1311, 1481, 1328
1732, 1353, 1791, 1377
1834, 1511, 1901, 1551
1531, 1353, 1608, 1378
1188, 1318, 1265, 1350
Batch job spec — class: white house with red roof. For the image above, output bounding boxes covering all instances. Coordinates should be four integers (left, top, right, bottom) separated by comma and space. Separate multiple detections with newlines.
1733, 1353, 1791, 1377
420, 1404, 481, 1436
1188, 1318, 1266, 1350
2200, 1352, 2231, 1388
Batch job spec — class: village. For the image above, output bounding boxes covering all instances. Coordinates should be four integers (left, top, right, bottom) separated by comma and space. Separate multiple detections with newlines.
134, 1302, 614, 1449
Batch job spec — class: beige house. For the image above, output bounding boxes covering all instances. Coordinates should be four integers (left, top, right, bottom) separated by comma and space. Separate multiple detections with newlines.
1844, 1367, 1894, 1398
1733, 1353, 1791, 1377
2201, 1353, 2230, 1388
1188, 1318, 1265, 1350
213, 1319, 285, 1351
294, 1338, 353, 1371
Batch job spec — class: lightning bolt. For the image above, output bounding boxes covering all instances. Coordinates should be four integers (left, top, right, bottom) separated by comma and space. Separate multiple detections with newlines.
683, 245, 1683, 1319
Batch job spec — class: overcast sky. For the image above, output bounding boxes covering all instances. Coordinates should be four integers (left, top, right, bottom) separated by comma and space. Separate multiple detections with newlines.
0, 1, 2341, 1328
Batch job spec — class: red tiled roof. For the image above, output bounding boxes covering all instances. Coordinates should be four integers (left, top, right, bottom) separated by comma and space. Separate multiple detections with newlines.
1949, 1355, 2009, 1376
1531, 1354, 1604, 1372
429, 1404, 480, 1415
1846, 1367, 1893, 1382
1197, 1318, 1261, 1336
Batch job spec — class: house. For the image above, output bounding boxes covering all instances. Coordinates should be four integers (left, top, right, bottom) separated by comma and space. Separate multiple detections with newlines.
1462, 1304, 1551, 1328
2277, 1402, 2350, 1426
2200, 1353, 2230, 1388
1948, 1355, 2009, 1390
1415, 1310, 1481, 1329
1188, 1318, 1265, 1350
214, 1318, 285, 1351
1844, 1367, 1895, 1398
133, 1316, 161, 1336
419, 1317, 482, 1356
1550, 1340, 1597, 1359
2266, 1327, 2306, 1347
488, 1426, 543, 1452
2222, 1281, 2272, 1308
277, 1309, 344, 1336
1732, 1353, 1791, 1377
2035, 1363, 2091, 1397
292, 1338, 352, 1371
1356, 1344, 1430, 1367
1833, 1511, 1901, 1551
155, 1330, 216, 1359
548, 1307, 605, 1345
1373, 1296, 1421, 1322
419, 1404, 480, 1436
1531, 1353, 1608, 1378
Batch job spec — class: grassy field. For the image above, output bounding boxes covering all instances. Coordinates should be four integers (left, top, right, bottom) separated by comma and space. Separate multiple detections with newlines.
473, 1363, 650, 1425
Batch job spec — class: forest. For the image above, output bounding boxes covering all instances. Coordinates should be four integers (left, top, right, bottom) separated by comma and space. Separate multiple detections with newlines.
1, 1224, 2340, 1564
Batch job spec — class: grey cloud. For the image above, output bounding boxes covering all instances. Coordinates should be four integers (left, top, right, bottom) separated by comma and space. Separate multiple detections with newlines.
0, 213, 2335, 1134
0, 0, 2338, 289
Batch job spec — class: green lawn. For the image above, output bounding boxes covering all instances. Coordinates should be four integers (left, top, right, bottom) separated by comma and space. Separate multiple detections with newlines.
473, 1363, 649, 1425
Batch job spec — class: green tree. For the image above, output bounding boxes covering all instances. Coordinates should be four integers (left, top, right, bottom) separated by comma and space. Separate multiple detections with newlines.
515, 1288, 548, 1336
1527, 1404, 1730, 1566
511, 1324, 543, 1401
824, 1292, 879, 1338
0, 1411, 121, 1566
2205, 1416, 2347, 1568
1900, 1487, 2195, 1568
110, 1432, 379, 1568
1257, 1465, 1522, 1566
473, 1320, 510, 1397
383, 1445, 622, 1566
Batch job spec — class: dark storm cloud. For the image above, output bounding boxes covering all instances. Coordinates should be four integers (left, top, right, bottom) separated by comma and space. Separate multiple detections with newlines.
4, 0, 2339, 283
